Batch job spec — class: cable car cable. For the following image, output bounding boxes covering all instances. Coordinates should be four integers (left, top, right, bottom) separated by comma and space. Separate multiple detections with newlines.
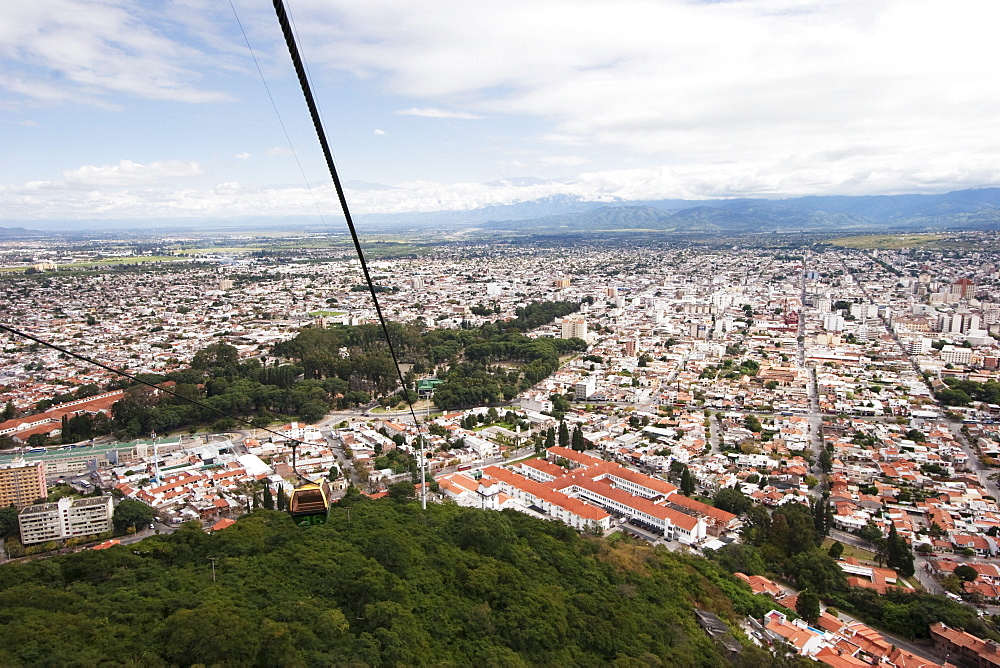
271, 0, 424, 434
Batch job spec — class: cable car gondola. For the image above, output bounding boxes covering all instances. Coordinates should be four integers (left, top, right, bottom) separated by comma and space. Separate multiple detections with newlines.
288, 482, 328, 526
287, 441, 329, 527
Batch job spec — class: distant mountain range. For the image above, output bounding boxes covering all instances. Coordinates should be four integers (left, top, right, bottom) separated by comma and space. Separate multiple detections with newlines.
358, 187, 1000, 234
0, 227, 43, 238
5, 187, 1000, 235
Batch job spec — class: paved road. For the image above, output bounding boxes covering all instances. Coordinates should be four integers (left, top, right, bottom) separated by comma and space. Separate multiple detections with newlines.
943, 421, 1000, 499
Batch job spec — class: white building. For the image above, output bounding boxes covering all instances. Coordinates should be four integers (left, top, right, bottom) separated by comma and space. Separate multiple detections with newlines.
938, 311, 981, 335
560, 316, 587, 340
907, 337, 932, 355
941, 345, 973, 366
823, 313, 845, 332
18, 496, 114, 545
575, 376, 597, 401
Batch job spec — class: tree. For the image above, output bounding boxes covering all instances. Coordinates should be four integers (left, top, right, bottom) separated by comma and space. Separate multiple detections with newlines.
819, 447, 833, 473
262, 485, 274, 510
163, 602, 262, 666
857, 521, 882, 544
937, 388, 971, 406
710, 544, 766, 576
769, 504, 818, 556
572, 426, 585, 452
788, 550, 848, 594
796, 590, 821, 625
744, 415, 762, 433
828, 541, 844, 560
299, 400, 328, 424
558, 421, 570, 449
388, 481, 416, 502
1, 401, 15, 421
886, 523, 915, 577
742, 505, 772, 546
680, 466, 695, 496
191, 342, 240, 372
812, 496, 832, 539
112, 499, 153, 534
327, 466, 340, 481
954, 564, 978, 582
277, 486, 287, 512
0, 505, 19, 539
714, 487, 752, 515
545, 426, 556, 450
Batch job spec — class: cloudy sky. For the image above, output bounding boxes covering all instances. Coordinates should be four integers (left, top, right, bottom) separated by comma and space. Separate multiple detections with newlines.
3, 0, 1000, 223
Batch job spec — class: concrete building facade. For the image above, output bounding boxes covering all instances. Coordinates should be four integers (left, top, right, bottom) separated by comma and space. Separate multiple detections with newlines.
18, 496, 114, 545
0, 458, 46, 509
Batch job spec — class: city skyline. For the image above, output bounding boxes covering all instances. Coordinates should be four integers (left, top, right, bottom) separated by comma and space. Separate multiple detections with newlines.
4, 0, 1000, 225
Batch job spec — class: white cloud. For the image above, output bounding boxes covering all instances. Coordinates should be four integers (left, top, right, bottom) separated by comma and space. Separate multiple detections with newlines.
0, 1, 235, 106
235, 152, 251, 160
62, 159, 203, 186
19, 119, 38, 126
214, 181, 242, 195
396, 107, 484, 120
291, 0, 1000, 197
373, 129, 386, 135
7, 157, 1000, 222
266, 146, 293, 156
539, 156, 589, 167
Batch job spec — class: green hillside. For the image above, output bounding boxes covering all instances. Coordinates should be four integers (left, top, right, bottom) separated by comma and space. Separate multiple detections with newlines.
0, 498, 782, 666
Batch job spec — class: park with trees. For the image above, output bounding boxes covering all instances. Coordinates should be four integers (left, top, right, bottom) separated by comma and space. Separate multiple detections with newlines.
92, 299, 585, 441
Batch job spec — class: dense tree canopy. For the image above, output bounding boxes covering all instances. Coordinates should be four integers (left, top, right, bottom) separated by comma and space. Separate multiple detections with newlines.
0, 501, 779, 666
936, 378, 1000, 406
796, 590, 820, 625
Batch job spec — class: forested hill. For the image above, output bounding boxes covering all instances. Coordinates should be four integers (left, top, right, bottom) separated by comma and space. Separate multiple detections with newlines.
0, 498, 784, 666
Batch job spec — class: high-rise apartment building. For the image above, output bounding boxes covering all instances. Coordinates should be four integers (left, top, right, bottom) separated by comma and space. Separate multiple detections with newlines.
0, 458, 47, 509
951, 278, 976, 300
560, 317, 587, 340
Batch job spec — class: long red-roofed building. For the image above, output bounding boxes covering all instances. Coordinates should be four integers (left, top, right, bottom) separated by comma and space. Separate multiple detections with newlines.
559, 476, 705, 542
432, 445, 738, 544
482, 465, 611, 531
